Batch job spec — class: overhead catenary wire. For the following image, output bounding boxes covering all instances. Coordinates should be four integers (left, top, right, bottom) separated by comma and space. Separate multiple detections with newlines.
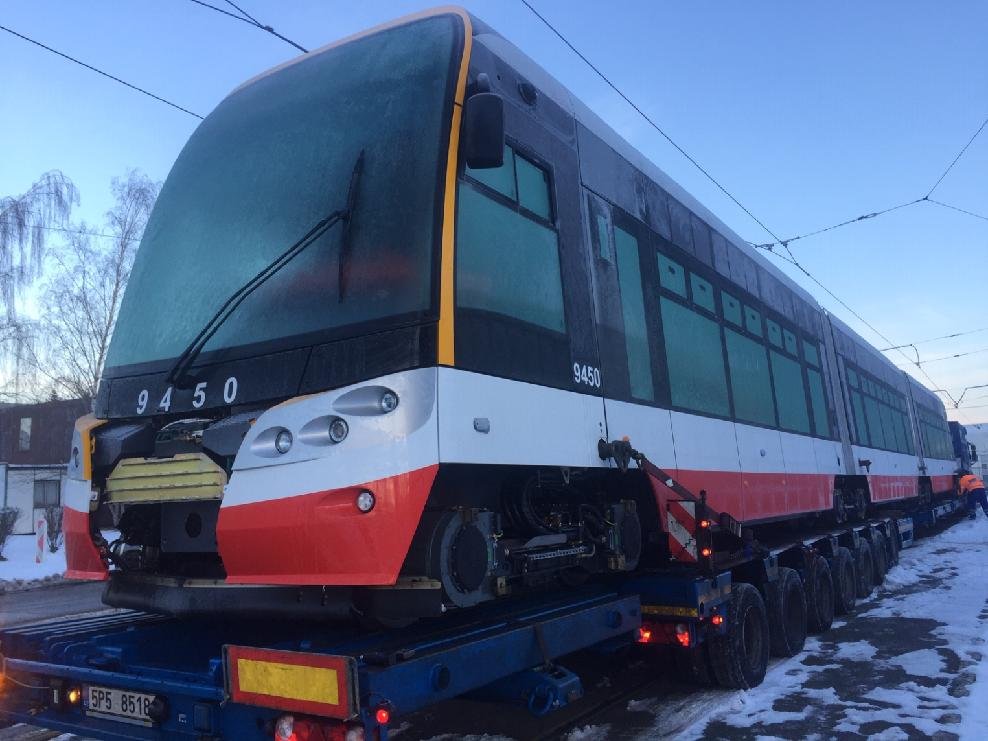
0, 24, 203, 119
880, 326, 988, 351
519, 0, 784, 247
926, 113, 988, 198
753, 243, 958, 404
751, 199, 925, 250
927, 198, 988, 223
519, 0, 959, 406
187, 0, 308, 53
919, 346, 988, 366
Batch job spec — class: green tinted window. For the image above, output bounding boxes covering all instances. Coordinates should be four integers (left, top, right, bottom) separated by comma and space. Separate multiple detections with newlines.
766, 319, 782, 348
807, 369, 830, 438
851, 390, 869, 445
901, 413, 915, 454
783, 329, 798, 356
615, 227, 653, 401
880, 403, 900, 452
723, 291, 742, 326
661, 297, 729, 416
770, 350, 810, 434
657, 254, 686, 297
516, 154, 551, 220
803, 341, 820, 367
106, 17, 457, 368
690, 274, 715, 313
595, 213, 611, 262
846, 367, 859, 388
744, 305, 763, 336
467, 144, 516, 199
864, 396, 886, 449
726, 329, 776, 426
456, 185, 564, 332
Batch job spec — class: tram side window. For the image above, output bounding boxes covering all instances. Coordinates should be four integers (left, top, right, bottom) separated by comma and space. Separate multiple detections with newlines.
661, 297, 729, 416
850, 389, 869, 445
725, 329, 776, 426
770, 350, 811, 434
466, 144, 516, 199
614, 227, 654, 401
457, 148, 564, 334
807, 369, 830, 438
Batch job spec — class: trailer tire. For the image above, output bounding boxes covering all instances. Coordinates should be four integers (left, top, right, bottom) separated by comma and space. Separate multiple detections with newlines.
871, 532, 888, 585
708, 582, 770, 689
854, 539, 874, 598
830, 546, 857, 615
767, 567, 807, 657
887, 524, 900, 566
805, 555, 835, 633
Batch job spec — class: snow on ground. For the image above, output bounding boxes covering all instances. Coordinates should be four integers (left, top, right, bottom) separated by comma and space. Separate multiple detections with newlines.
0, 533, 66, 587
659, 516, 988, 740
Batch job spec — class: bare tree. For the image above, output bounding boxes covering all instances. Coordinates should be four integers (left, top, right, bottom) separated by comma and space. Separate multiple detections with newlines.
0, 171, 78, 319
32, 171, 159, 401
0, 172, 78, 398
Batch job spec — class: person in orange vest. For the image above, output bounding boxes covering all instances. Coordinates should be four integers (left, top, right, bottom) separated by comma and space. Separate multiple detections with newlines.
959, 471, 988, 520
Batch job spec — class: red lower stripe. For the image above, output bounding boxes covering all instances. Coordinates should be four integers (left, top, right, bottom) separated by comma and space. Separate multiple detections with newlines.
648, 469, 932, 523
217, 464, 438, 585
63, 506, 108, 580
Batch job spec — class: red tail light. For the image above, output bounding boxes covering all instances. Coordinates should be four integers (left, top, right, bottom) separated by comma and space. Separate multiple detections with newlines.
675, 623, 691, 648
375, 707, 390, 725
637, 626, 653, 644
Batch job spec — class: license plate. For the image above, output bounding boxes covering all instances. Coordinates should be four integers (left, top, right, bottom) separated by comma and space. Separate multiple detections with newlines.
87, 685, 155, 725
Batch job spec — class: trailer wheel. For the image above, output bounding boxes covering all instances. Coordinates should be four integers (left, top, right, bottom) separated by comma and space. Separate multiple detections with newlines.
830, 546, 857, 615
854, 539, 874, 598
672, 643, 715, 686
871, 532, 888, 585
887, 524, 900, 566
805, 555, 834, 633
767, 567, 807, 657
708, 582, 770, 689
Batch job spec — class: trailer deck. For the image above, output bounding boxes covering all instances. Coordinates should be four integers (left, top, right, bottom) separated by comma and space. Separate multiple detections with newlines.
0, 497, 966, 741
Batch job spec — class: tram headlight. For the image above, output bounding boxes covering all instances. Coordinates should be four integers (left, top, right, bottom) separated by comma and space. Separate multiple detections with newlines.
274, 429, 293, 454
379, 390, 399, 413
328, 417, 349, 444
356, 490, 375, 513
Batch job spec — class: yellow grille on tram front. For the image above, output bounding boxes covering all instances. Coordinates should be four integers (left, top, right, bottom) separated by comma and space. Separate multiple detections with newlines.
105, 453, 227, 503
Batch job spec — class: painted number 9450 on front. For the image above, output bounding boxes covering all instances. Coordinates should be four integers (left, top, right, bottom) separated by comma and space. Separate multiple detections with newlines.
135, 376, 239, 414
573, 363, 601, 388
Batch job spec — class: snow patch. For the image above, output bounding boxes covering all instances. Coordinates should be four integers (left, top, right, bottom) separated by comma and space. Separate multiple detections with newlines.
565, 724, 611, 741
0, 533, 67, 588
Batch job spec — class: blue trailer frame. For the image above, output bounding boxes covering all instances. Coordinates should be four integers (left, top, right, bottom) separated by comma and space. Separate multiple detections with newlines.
0, 498, 965, 740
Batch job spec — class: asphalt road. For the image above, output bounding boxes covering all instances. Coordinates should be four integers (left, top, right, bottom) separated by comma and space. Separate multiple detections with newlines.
0, 582, 108, 629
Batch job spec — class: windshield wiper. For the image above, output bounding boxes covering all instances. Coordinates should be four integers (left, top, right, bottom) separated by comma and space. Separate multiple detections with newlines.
165, 151, 365, 389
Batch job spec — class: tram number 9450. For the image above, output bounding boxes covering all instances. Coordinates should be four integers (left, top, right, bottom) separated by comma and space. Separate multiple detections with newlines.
573, 363, 602, 388
136, 376, 239, 414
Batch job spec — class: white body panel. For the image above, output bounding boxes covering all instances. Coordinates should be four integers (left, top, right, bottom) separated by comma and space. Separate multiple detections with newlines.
436, 367, 606, 467
224, 368, 439, 508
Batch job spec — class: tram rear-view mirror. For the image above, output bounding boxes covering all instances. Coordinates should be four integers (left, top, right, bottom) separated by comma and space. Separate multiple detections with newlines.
462, 92, 504, 169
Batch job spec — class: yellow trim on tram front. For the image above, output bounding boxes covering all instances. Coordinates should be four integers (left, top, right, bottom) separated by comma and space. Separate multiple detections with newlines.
438, 8, 473, 366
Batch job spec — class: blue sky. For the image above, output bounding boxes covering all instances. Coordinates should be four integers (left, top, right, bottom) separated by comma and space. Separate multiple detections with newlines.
2, 1, 985, 422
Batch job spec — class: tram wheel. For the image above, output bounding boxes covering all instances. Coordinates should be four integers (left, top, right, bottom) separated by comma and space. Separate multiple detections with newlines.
708, 582, 770, 689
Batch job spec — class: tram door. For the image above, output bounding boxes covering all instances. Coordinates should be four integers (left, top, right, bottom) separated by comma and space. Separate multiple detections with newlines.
449, 75, 605, 468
